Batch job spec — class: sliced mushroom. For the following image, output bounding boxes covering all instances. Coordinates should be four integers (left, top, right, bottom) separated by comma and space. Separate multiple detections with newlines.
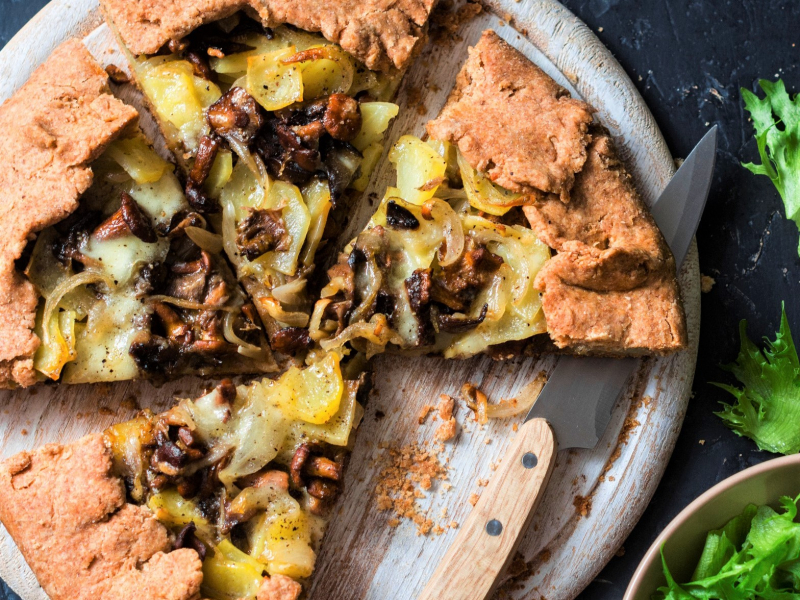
386, 200, 420, 230
322, 94, 362, 142
190, 135, 220, 185
271, 327, 313, 354
235, 207, 290, 261
207, 86, 265, 145
93, 192, 157, 243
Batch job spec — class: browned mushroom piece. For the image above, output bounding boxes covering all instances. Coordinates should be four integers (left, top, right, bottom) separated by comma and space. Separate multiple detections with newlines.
224, 470, 291, 530
190, 135, 220, 185
306, 478, 338, 500
129, 333, 180, 374
166, 250, 213, 302
174, 522, 208, 561
167, 210, 206, 238
271, 327, 313, 354
305, 456, 342, 481
185, 50, 213, 80
322, 94, 362, 141
434, 304, 488, 334
235, 207, 290, 260
430, 237, 504, 312
237, 469, 290, 491
93, 192, 157, 243
152, 301, 192, 345
185, 180, 221, 214
207, 86, 265, 145
289, 443, 312, 489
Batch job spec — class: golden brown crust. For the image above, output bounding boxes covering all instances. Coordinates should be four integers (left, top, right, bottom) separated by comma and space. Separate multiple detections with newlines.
0, 434, 203, 600
99, 0, 436, 72
426, 30, 594, 199
255, 574, 302, 600
525, 130, 687, 355
0, 39, 139, 388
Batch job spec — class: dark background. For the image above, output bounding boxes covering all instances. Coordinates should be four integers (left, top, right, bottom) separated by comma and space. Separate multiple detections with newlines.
1, 0, 798, 598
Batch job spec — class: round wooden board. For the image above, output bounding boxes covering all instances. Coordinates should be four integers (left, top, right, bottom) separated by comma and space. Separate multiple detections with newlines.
0, 1, 700, 599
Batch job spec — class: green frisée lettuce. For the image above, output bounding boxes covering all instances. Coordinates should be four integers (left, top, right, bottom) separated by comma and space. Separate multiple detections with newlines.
742, 80, 800, 255
656, 495, 800, 599
713, 305, 800, 455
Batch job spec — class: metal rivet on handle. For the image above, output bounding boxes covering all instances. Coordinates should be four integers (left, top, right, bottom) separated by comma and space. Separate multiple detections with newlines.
522, 452, 538, 469
486, 519, 503, 536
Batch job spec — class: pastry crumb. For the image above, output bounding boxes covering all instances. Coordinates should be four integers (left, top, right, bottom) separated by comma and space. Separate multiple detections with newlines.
701, 274, 715, 293
573, 495, 592, 518
375, 442, 448, 535
437, 394, 455, 420
418, 405, 434, 424
435, 417, 457, 441
469, 493, 480, 506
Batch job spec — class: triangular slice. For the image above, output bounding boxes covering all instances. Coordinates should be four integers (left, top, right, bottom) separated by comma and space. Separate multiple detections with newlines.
0, 40, 274, 388
0, 351, 366, 600
99, 3, 436, 358
313, 30, 687, 358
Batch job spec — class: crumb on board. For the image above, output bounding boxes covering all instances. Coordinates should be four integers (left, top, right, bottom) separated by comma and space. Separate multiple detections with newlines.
615, 546, 626, 558
701, 274, 716, 293
512, 422, 519, 432
375, 442, 449, 535
469, 493, 480, 506
437, 394, 455, 420
20, 429, 27, 436
699, 439, 706, 445
99, 406, 114, 416
573, 494, 592, 518
477, 478, 488, 487
435, 417, 457, 441
105, 64, 130, 83
418, 404, 434, 425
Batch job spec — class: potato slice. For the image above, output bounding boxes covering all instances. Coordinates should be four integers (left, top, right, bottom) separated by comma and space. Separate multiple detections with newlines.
246, 47, 304, 111
389, 135, 447, 205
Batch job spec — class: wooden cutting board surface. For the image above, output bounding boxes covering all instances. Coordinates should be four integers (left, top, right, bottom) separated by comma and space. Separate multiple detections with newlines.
0, 1, 700, 598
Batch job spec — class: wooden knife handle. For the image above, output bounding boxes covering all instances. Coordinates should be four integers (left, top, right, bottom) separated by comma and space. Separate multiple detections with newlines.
418, 418, 557, 600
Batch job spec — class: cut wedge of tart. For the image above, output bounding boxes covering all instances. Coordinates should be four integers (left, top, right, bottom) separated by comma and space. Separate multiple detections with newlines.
99, 0, 436, 357
0, 40, 274, 388
0, 350, 366, 600
313, 31, 687, 359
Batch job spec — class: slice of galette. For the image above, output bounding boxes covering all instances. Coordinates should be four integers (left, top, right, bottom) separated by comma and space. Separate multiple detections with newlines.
99, 0, 436, 357
0, 39, 274, 388
0, 351, 366, 600
313, 30, 687, 359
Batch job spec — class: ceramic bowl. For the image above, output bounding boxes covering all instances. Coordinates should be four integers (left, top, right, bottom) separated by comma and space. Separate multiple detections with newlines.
624, 453, 800, 600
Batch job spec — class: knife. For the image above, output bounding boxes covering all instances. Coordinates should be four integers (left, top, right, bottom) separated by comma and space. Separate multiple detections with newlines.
418, 126, 718, 600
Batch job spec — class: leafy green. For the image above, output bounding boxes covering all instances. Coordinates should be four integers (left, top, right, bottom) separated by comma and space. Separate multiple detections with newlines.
655, 496, 800, 599
741, 80, 800, 255
713, 304, 800, 455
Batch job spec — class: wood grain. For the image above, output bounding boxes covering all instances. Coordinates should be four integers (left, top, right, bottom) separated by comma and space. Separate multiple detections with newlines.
419, 419, 557, 600
0, 1, 700, 599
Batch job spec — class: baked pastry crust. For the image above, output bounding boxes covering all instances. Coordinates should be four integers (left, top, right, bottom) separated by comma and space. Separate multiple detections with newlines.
427, 30, 594, 200
0, 434, 203, 600
100, 0, 437, 72
430, 30, 686, 355
0, 40, 139, 389
525, 129, 687, 355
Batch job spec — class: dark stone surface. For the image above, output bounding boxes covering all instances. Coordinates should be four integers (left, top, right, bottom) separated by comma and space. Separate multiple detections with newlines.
0, 0, 797, 598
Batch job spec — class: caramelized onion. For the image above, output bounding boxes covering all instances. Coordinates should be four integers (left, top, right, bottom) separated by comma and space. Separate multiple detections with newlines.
222, 310, 266, 359
147, 295, 237, 312
41, 270, 115, 347
184, 226, 224, 254
319, 313, 400, 354
422, 198, 464, 267
258, 296, 310, 327
271, 277, 307, 305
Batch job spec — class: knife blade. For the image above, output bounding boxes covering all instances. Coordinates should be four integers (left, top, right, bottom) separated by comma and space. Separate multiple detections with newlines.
418, 126, 717, 600
527, 125, 717, 450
